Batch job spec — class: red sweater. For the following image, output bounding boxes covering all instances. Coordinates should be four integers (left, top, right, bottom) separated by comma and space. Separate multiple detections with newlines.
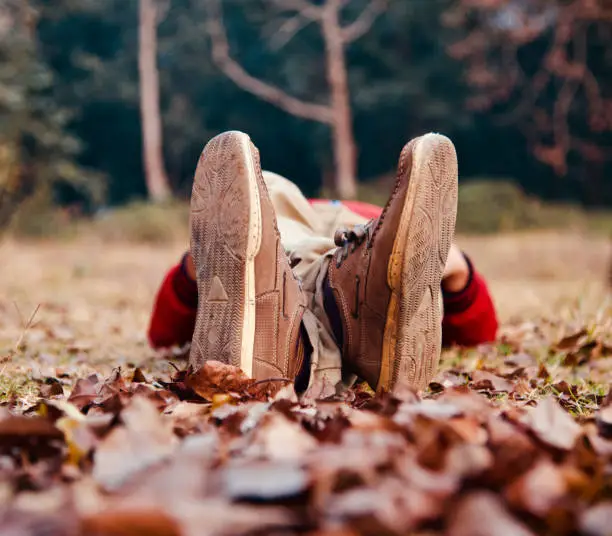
148, 201, 498, 350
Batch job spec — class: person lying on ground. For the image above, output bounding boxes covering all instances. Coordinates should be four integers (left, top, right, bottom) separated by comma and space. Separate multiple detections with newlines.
148, 131, 498, 395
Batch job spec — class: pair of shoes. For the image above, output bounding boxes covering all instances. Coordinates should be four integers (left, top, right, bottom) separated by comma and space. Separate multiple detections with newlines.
188, 131, 458, 392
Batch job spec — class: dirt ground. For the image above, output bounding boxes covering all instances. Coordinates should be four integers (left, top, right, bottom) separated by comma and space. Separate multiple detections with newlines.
1, 231, 610, 406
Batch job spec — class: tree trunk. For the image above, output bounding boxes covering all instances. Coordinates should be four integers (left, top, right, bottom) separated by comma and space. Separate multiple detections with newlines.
322, 5, 358, 200
139, 0, 171, 203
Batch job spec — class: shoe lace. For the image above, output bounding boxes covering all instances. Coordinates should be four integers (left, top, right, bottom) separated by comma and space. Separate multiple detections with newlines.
334, 222, 373, 268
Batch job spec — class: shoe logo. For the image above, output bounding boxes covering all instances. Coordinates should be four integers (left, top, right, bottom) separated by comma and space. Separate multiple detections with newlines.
208, 275, 229, 303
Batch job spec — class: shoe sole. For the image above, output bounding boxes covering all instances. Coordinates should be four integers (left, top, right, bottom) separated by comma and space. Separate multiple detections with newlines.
189, 131, 262, 376
378, 133, 458, 391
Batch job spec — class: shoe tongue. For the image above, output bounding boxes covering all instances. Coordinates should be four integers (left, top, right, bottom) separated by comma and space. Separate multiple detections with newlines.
323, 274, 344, 349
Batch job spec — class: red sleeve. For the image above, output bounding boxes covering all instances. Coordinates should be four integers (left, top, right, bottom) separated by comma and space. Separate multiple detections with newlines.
148, 263, 198, 349
442, 258, 498, 348
308, 199, 383, 220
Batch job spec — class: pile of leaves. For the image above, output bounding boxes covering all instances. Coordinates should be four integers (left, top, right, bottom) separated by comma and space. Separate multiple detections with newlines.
1, 355, 612, 536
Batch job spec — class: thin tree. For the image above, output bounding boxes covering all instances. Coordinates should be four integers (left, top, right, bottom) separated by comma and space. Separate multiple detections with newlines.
139, 0, 171, 202
207, 0, 386, 199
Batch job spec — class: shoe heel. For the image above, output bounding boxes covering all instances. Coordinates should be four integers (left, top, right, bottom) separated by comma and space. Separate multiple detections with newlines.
393, 134, 458, 390
189, 132, 262, 376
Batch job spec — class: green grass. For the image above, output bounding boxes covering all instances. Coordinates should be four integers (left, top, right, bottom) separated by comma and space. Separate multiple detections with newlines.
88, 201, 189, 244
7, 200, 190, 244
359, 179, 612, 235
0, 371, 38, 404
6, 180, 612, 240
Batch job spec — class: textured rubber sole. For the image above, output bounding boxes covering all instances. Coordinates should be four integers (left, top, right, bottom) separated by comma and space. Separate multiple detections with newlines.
189, 131, 262, 376
378, 134, 458, 391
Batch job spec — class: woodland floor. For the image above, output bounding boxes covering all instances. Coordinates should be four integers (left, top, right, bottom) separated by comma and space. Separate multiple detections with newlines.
1, 232, 611, 535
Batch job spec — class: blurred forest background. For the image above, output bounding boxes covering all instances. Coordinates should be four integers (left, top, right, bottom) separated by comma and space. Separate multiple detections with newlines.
0, 0, 610, 237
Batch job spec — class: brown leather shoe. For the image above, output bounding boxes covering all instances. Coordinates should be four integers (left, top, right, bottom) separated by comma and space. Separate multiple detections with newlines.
188, 131, 306, 381
326, 133, 458, 391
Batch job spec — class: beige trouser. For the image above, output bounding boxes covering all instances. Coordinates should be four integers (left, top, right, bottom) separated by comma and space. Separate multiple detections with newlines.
262, 171, 368, 397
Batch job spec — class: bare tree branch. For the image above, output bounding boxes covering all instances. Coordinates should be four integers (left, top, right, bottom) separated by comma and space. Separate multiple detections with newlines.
267, 14, 312, 51
341, 0, 387, 44
156, 0, 170, 24
206, 0, 333, 124
447, 0, 611, 174
267, 0, 323, 21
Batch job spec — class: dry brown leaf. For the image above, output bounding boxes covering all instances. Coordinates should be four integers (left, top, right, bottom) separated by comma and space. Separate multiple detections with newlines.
505, 353, 537, 367
505, 459, 568, 517
185, 361, 254, 401
587, 429, 612, 457
93, 397, 178, 491
39, 379, 64, 398
552, 380, 580, 397
0, 510, 78, 536
445, 417, 488, 445
521, 397, 582, 450
68, 376, 100, 410
393, 399, 463, 427
555, 329, 588, 351
246, 412, 317, 461
130, 368, 148, 384
165, 401, 210, 434
485, 415, 539, 487
445, 443, 493, 479
595, 405, 612, 439
221, 461, 308, 501
325, 478, 442, 534
447, 492, 536, 536
0, 412, 63, 444
579, 502, 612, 536
471, 370, 514, 393
80, 509, 182, 536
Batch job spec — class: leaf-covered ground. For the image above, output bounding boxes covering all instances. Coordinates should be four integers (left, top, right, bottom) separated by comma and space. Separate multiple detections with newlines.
1, 233, 611, 535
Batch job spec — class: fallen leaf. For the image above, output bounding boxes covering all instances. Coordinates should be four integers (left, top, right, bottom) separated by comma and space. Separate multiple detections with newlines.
555, 329, 588, 351
445, 443, 493, 479
445, 417, 488, 445
185, 361, 254, 401
595, 405, 612, 439
166, 499, 297, 536
438, 388, 493, 416
93, 397, 177, 491
587, 429, 612, 457
131, 368, 148, 383
537, 364, 550, 381
564, 342, 597, 367
580, 502, 612, 536
0, 412, 63, 445
221, 461, 308, 501
68, 376, 100, 411
165, 401, 210, 432
484, 415, 537, 487
0, 510, 77, 536
394, 400, 463, 426
471, 370, 514, 393
552, 380, 579, 397
324, 479, 441, 534
246, 412, 317, 461
447, 492, 535, 536
521, 397, 582, 450
505, 459, 567, 517
38, 380, 64, 398
80, 509, 182, 536
504, 353, 536, 367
